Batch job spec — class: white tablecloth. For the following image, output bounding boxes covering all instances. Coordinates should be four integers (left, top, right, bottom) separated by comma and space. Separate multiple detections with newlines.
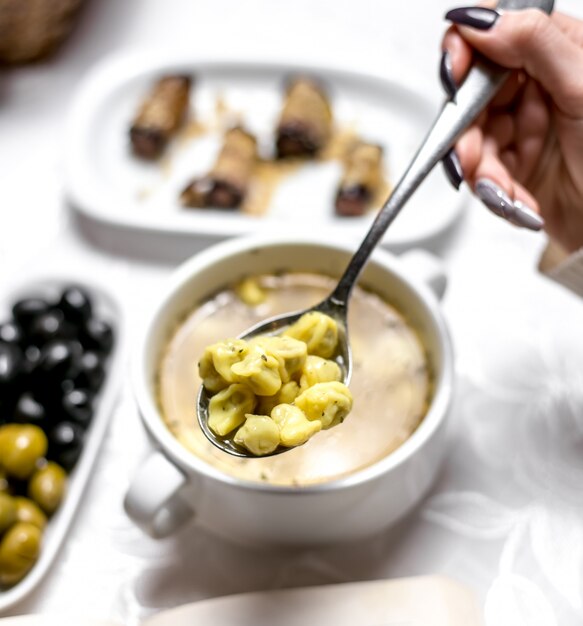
2, 1, 583, 624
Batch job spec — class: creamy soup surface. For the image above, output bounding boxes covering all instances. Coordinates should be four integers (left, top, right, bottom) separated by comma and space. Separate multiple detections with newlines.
157, 273, 431, 486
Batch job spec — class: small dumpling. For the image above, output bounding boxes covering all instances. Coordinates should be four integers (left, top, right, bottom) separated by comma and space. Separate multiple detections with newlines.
300, 355, 341, 389
271, 404, 322, 447
294, 381, 353, 428
235, 278, 267, 306
257, 381, 301, 416
234, 414, 280, 456
198, 347, 229, 393
208, 383, 256, 436
250, 335, 307, 383
208, 339, 249, 383
283, 312, 338, 358
231, 343, 282, 396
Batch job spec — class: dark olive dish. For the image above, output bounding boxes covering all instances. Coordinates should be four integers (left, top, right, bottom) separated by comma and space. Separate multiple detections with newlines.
0, 285, 114, 588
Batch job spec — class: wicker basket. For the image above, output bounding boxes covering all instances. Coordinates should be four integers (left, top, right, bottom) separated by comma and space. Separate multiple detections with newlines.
0, 0, 84, 63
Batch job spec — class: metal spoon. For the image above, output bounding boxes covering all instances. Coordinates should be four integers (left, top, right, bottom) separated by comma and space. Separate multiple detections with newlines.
198, 0, 554, 457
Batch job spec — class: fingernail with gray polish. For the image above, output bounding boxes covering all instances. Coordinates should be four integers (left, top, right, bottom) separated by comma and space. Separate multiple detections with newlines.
475, 178, 512, 218
442, 149, 463, 190
445, 6, 500, 30
439, 50, 457, 100
509, 200, 545, 231
475, 179, 545, 231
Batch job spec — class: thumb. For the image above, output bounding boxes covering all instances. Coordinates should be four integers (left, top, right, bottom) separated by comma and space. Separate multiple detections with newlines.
446, 7, 583, 117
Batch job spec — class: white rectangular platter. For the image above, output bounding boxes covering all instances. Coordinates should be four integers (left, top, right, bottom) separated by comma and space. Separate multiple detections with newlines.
65, 52, 465, 254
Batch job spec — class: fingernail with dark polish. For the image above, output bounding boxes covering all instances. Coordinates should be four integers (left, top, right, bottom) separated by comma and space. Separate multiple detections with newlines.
442, 149, 463, 190
508, 200, 545, 231
445, 7, 500, 30
439, 50, 457, 100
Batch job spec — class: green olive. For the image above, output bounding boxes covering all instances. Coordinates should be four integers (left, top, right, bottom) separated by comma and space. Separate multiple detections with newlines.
14, 497, 47, 531
0, 425, 18, 462
0, 522, 42, 586
28, 462, 67, 515
0, 493, 17, 535
0, 424, 48, 480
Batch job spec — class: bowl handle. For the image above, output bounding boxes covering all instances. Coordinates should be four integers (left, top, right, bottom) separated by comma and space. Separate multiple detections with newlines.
124, 451, 195, 538
398, 250, 447, 300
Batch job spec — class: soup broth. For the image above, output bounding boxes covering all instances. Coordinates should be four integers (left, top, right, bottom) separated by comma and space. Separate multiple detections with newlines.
157, 273, 431, 486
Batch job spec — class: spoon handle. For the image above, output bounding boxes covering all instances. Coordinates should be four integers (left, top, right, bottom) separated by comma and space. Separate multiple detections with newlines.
329, 0, 554, 306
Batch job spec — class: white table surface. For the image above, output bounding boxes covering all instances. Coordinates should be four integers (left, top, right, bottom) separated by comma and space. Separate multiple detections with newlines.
1, 1, 583, 624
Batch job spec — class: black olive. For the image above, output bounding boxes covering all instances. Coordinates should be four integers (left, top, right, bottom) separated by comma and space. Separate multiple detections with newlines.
29, 309, 74, 347
58, 287, 93, 324
60, 379, 75, 394
58, 447, 83, 473
0, 321, 24, 346
33, 340, 82, 387
61, 389, 93, 426
73, 351, 105, 392
49, 421, 83, 450
23, 345, 42, 375
0, 394, 16, 423
0, 345, 25, 419
13, 393, 47, 427
11, 298, 51, 330
0, 343, 24, 389
80, 318, 114, 355
48, 421, 84, 471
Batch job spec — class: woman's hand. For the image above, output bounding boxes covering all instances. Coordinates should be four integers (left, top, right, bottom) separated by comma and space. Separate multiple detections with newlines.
440, 5, 583, 253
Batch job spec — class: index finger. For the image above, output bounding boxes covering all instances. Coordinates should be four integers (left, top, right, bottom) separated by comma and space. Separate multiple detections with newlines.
442, 24, 527, 110
442, 26, 473, 85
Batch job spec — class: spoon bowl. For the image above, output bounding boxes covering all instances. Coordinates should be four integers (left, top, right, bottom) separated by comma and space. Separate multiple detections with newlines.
196, 295, 351, 458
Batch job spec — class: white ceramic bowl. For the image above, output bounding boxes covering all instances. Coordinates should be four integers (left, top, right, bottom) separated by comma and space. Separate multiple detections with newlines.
124, 235, 454, 546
